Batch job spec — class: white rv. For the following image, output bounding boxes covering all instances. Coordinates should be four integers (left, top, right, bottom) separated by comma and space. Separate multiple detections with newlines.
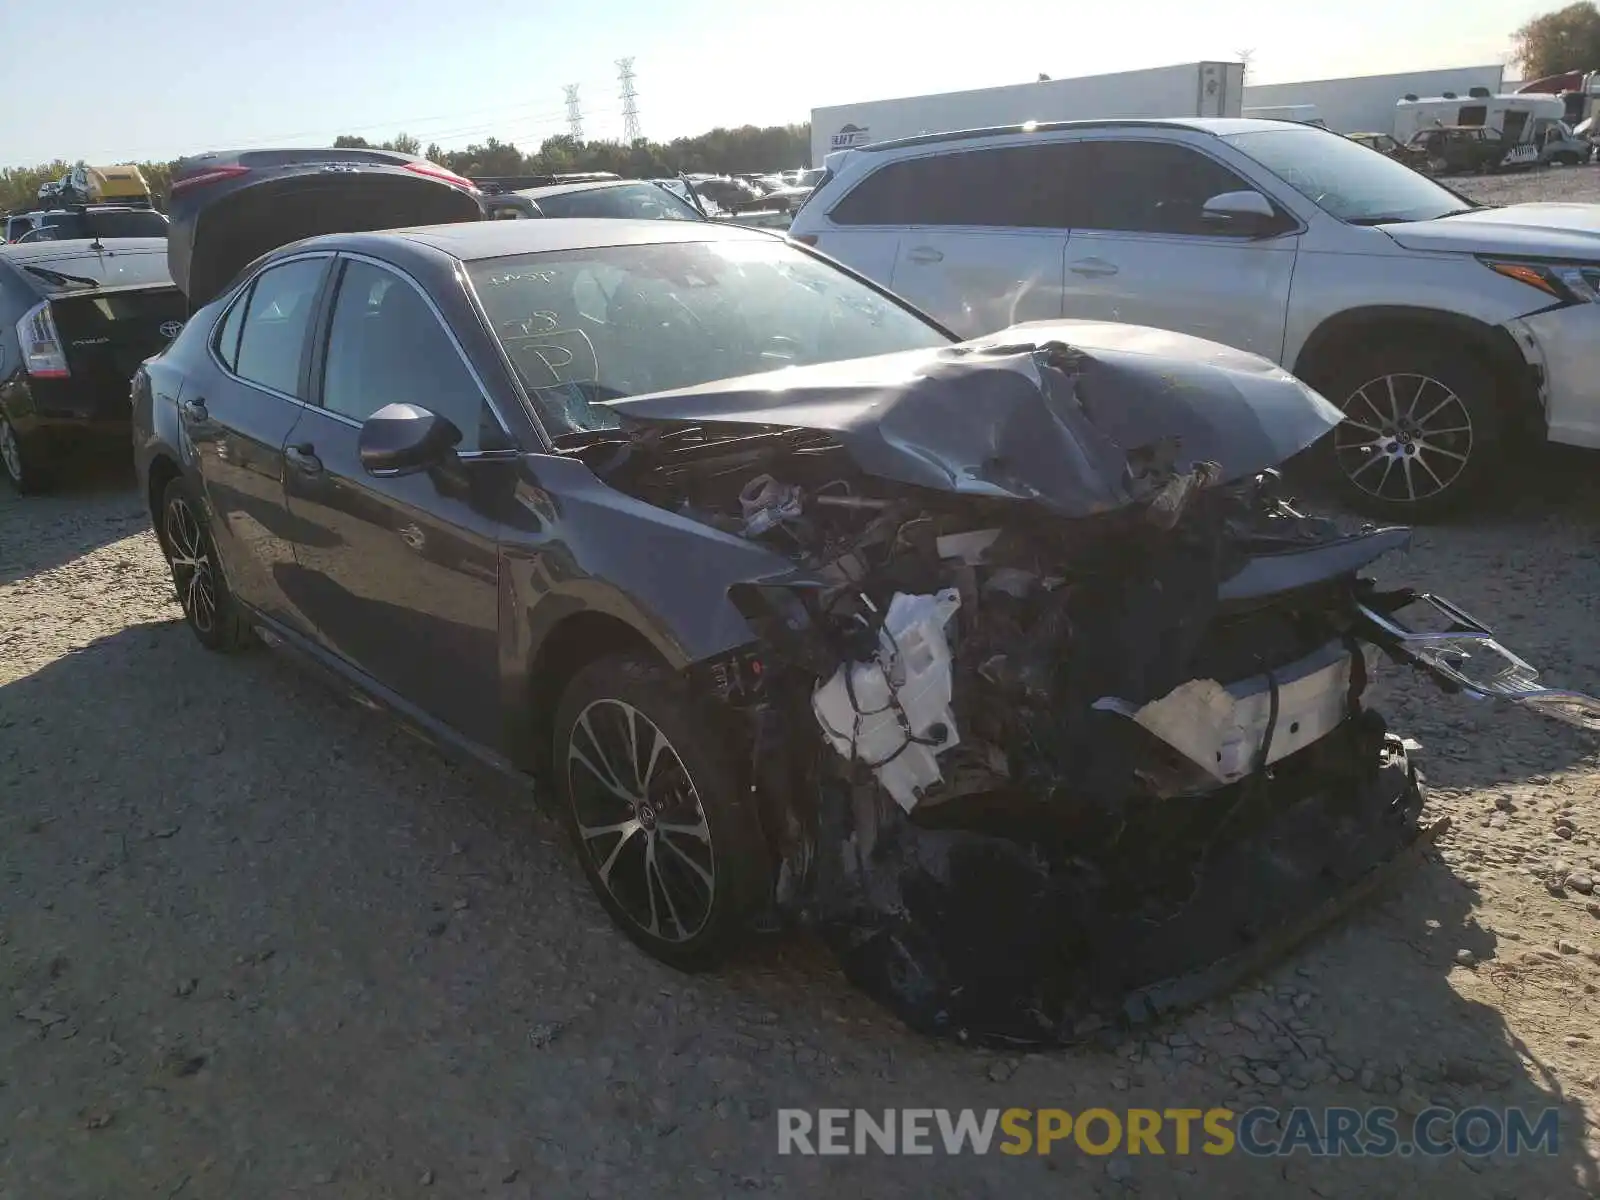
1393, 89, 1565, 146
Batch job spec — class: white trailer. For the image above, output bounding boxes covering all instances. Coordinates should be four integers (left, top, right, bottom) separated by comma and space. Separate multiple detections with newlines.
809, 62, 1244, 166
1242, 64, 1504, 134
1242, 104, 1325, 126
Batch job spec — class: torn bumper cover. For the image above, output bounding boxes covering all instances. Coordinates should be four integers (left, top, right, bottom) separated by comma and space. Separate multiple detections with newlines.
605, 327, 1600, 1043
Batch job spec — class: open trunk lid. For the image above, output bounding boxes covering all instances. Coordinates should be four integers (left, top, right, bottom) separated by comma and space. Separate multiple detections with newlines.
167, 148, 485, 308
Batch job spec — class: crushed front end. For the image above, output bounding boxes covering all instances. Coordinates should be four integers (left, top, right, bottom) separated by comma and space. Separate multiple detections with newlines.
592, 328, 1600, 1044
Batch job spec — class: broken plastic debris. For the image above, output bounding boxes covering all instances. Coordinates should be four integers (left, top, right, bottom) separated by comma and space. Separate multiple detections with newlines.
812, 589, 962, 811
739, 474, 803, 537
1093, 644, 1354, 785
935, 528, 1001, 565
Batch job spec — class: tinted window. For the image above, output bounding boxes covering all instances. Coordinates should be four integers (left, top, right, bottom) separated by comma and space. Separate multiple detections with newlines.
830, 144, 1087, 228
532, 184, 700, 221
320, 259, 501, 452
233, 258, 326, 395
1075, 142, 1259, 235
467, 238, 949, 435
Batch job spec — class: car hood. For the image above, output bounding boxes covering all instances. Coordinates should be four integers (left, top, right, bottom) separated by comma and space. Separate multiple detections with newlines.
606, 320, 1343, 518
1379, 203, 1600, 259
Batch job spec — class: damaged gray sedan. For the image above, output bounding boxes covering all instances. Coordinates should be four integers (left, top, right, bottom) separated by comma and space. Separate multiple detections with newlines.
136, 206, 1598, 1046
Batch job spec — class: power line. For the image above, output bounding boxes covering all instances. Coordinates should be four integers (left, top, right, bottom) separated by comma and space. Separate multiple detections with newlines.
617, 58, 641, 142
564, 85, 585, 140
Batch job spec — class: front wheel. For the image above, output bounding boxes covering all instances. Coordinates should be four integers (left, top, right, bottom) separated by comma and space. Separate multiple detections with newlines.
159, 477, 253, 651
552, 655, 768, 969
1315, 341, 1505, 522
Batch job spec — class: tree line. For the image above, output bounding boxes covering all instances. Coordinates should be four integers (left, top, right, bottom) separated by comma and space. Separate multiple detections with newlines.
2, 123, 811, 213
1513, 1, 1600, 81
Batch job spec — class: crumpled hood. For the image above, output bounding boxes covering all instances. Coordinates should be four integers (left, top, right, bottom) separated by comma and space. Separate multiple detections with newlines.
606, 320, 1343, 517
1379, 203, 1600, 259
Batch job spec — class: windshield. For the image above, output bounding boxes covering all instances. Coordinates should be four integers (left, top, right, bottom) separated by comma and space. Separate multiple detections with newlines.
1224, 126, 1472, 224
531, 183, 700, 222
467, 238, 950, 435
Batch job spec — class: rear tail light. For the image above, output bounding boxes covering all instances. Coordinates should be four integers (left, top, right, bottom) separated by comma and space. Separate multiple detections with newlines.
169, 164, 252, 194
17, 301, 69, 378
403, 161, 481, 192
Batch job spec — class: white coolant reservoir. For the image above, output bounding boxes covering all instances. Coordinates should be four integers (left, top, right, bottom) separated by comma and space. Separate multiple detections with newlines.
811, 589, 962, 812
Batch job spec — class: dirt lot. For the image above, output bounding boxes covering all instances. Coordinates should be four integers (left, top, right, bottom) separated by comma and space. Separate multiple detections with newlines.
4, 167, 1600, 1199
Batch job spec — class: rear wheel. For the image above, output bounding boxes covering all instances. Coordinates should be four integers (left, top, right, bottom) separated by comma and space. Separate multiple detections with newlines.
0, 414, 50, 494
1315, 339, 1504, 522
159, 477, 252, 651
552, 655, 768, 969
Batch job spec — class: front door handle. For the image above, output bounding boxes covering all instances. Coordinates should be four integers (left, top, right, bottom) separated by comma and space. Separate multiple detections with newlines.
285, 442, 323, 476
905, 245, 944, 264
179, 397, 208, 422
1069, 257, 1119, 278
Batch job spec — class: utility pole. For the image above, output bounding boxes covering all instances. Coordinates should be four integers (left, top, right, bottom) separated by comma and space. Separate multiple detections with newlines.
617, 57, 642, 143
563, 84, 585, 140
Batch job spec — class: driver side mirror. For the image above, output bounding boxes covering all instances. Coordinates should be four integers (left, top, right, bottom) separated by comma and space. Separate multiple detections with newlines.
358, 403, 462, 477
1201, 190, 1280, 235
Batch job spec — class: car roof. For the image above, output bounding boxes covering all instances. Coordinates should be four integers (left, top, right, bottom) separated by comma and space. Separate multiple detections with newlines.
293, 218, 775, 262
851, 115, 1318, 155
0, 237, 168, 263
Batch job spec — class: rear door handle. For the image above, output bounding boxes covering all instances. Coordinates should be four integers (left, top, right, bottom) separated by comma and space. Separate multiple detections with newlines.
1069, 257, 1119, 278
285, 443, 323, 476
179, 398, 208, 422
905, 245, 944, 264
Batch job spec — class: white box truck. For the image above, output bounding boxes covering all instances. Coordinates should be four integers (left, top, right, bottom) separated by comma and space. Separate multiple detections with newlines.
809, 62, 1245, 166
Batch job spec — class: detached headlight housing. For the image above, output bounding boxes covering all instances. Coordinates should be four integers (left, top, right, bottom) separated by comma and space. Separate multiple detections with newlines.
1484, 258, 1600, 304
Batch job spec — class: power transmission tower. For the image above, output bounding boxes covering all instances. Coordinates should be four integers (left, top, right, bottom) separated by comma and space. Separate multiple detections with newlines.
617, 58, 642, 142
1235, 48, 1256, 84
563, 84, 585, 140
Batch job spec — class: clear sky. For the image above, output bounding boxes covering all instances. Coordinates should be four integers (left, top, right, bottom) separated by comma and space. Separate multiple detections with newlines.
2, 0, 1553, 167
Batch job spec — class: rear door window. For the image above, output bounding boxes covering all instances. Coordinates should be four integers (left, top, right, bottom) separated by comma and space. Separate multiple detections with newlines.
1075, 141, 1262, 236
232, 257, 328, 396
829, 143, 1090, 228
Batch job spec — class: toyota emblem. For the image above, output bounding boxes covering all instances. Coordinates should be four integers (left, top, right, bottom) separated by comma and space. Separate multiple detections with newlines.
159, 321, 184, 340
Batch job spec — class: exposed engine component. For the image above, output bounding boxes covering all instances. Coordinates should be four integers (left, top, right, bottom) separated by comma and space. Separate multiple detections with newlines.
573, 330, 1600, 1044
812, 589, 963, 812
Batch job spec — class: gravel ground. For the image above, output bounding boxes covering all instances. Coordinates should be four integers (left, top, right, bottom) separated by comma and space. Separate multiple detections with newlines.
4, 167, 1600, 1199
1449, 160, 1600, 206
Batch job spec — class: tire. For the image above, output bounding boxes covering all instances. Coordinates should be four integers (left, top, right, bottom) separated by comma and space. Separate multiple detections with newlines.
552, 655, 769, 969
0, 413, 51, 494
1312, 338, 1505, 522
159, 477, 253, 651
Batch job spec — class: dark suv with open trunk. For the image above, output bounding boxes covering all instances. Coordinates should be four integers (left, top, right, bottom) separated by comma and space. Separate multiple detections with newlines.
0, 237, 185, 491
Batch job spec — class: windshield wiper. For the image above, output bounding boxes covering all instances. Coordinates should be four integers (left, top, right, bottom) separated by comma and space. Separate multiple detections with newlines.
23, 264, 99, 288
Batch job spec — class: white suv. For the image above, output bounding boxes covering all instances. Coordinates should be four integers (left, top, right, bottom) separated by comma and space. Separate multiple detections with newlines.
789, 118, 1600, 519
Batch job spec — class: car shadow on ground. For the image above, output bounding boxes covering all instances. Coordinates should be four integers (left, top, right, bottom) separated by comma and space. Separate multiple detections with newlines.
0, 454, 145, 587
2, 622, 1595, 1197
